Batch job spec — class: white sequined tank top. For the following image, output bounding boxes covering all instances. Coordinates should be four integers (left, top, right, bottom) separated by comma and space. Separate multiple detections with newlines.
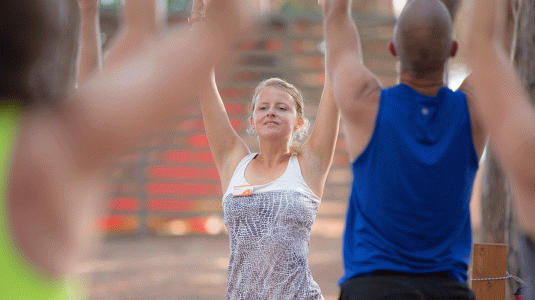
222, 153, 323, 300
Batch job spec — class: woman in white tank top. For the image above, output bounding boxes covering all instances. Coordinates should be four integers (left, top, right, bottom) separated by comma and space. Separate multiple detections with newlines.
199, 65, 340, 299
197, 36, 340, 298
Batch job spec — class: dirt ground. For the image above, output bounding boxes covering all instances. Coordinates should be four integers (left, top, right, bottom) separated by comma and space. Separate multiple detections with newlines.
78, 233, 344, 300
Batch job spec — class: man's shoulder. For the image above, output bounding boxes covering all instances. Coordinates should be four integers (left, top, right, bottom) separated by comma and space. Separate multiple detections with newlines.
378, 84, 400, 98
379, 84, 417, 100
441, 87, 468, 104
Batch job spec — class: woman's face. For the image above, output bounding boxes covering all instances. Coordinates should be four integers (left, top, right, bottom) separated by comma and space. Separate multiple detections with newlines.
250, 86, 302, 142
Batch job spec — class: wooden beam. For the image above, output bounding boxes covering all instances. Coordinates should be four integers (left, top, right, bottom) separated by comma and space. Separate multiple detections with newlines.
470, 243, 508, 300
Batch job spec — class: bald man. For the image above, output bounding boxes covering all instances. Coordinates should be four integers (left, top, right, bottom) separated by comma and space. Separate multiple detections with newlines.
321, 0, 485, 299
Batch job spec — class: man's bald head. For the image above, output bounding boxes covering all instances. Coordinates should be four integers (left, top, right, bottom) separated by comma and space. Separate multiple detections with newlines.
392, 0, 456, 75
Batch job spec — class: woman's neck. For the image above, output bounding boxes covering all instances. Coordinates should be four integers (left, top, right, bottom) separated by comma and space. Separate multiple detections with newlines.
256, 140, 292, 168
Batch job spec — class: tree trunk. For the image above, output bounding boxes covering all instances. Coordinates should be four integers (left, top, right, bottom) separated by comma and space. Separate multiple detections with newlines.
516, 0, 535, 96
511, 0, 535, 294
480, 151, 507, 244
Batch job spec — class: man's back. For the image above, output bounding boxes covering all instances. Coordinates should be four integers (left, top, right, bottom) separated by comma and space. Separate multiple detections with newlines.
341, 84, 478, 284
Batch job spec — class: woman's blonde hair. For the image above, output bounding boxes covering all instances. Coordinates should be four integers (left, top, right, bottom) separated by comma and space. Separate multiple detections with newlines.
247, 78, 310, 153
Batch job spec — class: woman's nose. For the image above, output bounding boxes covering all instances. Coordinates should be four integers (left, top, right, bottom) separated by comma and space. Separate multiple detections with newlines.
266, 108, 276, 115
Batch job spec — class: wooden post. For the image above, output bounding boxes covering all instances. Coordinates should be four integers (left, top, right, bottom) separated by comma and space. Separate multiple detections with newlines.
471, 243, 508, 300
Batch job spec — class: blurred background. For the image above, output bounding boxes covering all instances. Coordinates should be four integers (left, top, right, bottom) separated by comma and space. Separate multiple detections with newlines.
79, 1, 482, 299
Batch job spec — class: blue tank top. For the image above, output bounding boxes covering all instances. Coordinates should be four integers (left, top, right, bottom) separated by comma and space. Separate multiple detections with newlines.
340, 84, 479, 285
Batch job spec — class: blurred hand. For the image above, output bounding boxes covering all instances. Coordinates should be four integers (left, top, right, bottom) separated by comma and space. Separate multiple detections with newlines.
122, 0, 161, 32
319, 0, 352, 16
190, 0, 211, 24
203, 0, 261, 36
77, 0, 100, 12
463, 0, 505, 59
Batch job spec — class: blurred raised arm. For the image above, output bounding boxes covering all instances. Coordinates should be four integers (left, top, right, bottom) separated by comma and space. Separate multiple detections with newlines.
64, 0, 258, 170
465, 0, 535, 237
103, 0, 165, 68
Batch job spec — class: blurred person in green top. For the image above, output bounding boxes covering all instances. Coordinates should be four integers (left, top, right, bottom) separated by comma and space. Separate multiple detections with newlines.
0, 0, 257, 298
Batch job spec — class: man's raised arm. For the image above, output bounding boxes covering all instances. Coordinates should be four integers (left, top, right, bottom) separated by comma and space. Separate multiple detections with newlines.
320, 0, 381, 161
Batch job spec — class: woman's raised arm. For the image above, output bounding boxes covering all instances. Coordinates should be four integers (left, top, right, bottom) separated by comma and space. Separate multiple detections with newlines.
199, 69, 250, 190
300, 73, 340, 198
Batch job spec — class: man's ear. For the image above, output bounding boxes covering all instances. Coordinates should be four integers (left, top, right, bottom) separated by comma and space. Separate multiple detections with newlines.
388, 41, 397, 57
450, 40, 458, 57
